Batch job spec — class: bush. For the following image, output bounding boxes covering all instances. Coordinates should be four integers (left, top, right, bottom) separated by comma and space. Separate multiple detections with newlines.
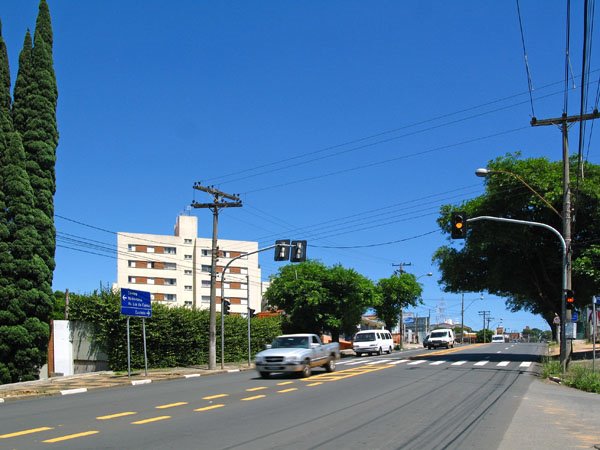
65, 288, 282, 371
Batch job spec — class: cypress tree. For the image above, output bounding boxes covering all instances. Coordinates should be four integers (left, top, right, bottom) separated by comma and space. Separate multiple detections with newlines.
12, 0, 58, 280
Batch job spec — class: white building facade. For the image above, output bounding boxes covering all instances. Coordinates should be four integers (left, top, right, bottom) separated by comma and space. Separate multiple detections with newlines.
116, 215, 262, 315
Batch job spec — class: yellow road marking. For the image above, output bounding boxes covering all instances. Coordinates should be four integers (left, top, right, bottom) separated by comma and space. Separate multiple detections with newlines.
306, 382, 322, 386
156, 402, 188, 409
246, 386, 268, 392
301, 364, 392, 382
97, 412, 137, 420
0, 427, 53, 439
241, 394, 266, 401
202, 394, 228, 400
277, 388, 298, 393
276, 381, 294, 386
42, 430, 99, 443
194, 404, 225, 412
131, 416, 171, 425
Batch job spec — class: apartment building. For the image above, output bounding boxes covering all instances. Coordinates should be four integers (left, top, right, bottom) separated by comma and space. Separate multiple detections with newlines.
116, 215, 262, 315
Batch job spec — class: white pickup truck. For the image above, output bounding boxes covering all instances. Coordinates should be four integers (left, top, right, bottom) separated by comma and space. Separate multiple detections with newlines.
254, 334, 340, 378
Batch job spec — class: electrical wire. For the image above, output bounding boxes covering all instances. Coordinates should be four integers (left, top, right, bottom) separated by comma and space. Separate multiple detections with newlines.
516, 0, 536, 117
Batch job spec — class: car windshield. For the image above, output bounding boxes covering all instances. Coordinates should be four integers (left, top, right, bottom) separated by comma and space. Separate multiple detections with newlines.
271, 336, 310, 348
354, 333, 376, 342
431, 331, 447, 338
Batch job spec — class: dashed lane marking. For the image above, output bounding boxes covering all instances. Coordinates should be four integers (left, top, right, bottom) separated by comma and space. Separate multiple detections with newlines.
194, 404, 225, 412
277, 388, 298, 394
97, 412, 137, 420
241, 395, 266, 401
276, 381, 294, 386
131, 416, 171, 425
156, 402, 188, 409
42, 431, 99, 443
246, 386, 268, 392
0, 427, 53, 439
202, 394, 228, 400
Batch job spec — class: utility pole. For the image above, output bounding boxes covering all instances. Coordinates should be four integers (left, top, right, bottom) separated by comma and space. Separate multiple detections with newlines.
479, 311, 490, 343
531, 110, 600, 367
191, 183, 242, 370
392, 262, 412, 275
461, 293, 464, 344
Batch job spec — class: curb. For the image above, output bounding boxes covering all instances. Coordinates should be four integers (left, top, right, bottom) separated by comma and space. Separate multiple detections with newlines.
60, 388, 88, 396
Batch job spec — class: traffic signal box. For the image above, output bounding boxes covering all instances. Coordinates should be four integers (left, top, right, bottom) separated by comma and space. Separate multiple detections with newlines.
222, 299, 230, 315
290, 240, 307, 262
565, 289, 575, 310
451, 212, 467, 239
274, 240, 291, 261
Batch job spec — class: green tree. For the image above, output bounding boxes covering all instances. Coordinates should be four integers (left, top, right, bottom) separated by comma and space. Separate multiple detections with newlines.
264, 261, 376, 341
476, 329, 493, 343
12, 0, 58, 281
433, 154, 600, 330
374, 273, 422, 332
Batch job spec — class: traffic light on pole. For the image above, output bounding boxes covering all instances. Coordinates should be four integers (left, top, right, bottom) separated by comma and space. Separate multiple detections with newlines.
222, 299, 230, 315
451, 212, 467, 239
565, 290, 575, 310
290, 240, 307, 263
274, 239, 290, 261
249, 308, 255, 318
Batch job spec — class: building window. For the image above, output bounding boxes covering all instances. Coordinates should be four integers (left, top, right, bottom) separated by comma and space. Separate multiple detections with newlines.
165, 294, 176, 301
240, 267, 248, 275
201, 265, 212, 273
128, 276, 136, 283
201, 249, 211, 257
164, 278, 176, 286
184, 301, 192, 307
128, 260, 136, 268
201, 296, 211, 303
201, 280, 211, 287
184, 270, 192, 275
184, 285, 192, 291
239, 253, 248, 260
164, 247, 176, 255
128, 244, 136, 251
147, 246, 155, 253
184, 254, 193, 260
184, 239, 193, 244
147, 278, 155, 285
147, 262, 154, 269
222, 251, 230, 258
164, 262, 176, 270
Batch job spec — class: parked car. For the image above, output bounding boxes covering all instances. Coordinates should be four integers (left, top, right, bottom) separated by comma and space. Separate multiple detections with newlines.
426, 328, 455, 349
254, 334, 340, 378
353, 329, 394, 356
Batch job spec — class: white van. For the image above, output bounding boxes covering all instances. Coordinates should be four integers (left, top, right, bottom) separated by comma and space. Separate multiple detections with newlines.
491, 334, 505, 343
353, 330, 394, 356
426, 328, 455, 349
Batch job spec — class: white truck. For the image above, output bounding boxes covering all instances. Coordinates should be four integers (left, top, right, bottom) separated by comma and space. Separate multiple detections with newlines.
254, 333, 340, 378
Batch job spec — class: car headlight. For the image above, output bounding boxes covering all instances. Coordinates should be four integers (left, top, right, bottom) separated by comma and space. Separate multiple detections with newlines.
255, 356, 264, 364
285, 355, 300, 363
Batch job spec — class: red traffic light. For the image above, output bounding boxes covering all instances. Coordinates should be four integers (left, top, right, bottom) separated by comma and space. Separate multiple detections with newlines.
565, 289, 575, 304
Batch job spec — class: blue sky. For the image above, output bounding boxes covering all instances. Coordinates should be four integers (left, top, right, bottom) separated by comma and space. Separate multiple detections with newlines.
3, 1, 598, 333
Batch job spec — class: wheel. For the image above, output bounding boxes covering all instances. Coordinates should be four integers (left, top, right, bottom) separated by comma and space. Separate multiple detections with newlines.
368, 352, 373, 356
427, 346, 432, 350
301, 360, 312, 378
377, 347, 382, 356
388, 346, 393, 354
324, 357, 336, 373
259, 371, 269, 378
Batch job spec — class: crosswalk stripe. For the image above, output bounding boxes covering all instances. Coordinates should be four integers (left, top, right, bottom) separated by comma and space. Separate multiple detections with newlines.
474, 361, 489, 366
519, 361, 532, 368
367, 359, 392, 365
407, 360, 426, 365
388, 359, 409, 365
429, 361, 446, 365
451, 361, 468, 366
497, 361, 510, 367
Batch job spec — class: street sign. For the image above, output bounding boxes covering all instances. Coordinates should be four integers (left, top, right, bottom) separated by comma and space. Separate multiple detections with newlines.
572, 311, 578, 322
594, 295, 600, 305
121, 288, 152, 318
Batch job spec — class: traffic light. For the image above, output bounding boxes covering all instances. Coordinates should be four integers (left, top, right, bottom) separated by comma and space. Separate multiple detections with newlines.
249, 308, 255, 318
274, 239, 290, 261
290, 240, 307, 262
565, 289, 575, 310
222, 299, 230, 315
451, 212, 467, 239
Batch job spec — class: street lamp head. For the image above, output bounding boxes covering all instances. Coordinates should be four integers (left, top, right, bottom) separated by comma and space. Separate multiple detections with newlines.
475, 168, 491, 177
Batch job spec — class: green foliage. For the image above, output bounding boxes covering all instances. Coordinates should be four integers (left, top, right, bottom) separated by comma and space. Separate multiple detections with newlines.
374, 273, 422, 332
66, 289, 282, 371
541, 358, 600, 393
433, 154, 600, 329
264, 261, 376, 340
476, 329, 493, 343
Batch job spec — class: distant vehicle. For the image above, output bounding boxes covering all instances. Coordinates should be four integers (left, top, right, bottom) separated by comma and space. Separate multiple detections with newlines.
426, 328, 455, 349
491, 334, 506, 343
423, 334, 430, 348
254, 334, 340, 378
353, 329, 394, 356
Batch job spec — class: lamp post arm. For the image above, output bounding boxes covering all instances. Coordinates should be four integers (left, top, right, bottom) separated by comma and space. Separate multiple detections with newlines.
493, 170, 562, 218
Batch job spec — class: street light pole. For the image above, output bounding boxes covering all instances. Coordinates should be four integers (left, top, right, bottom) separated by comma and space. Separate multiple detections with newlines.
468, 215, 568, 372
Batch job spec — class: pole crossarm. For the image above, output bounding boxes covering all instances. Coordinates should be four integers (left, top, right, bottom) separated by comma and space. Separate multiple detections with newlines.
193, 182, 241, 201
530, 110, 600, 127
191, 201, 243, 209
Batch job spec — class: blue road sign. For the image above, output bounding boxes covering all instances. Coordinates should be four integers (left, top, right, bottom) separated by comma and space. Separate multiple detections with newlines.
595, 295, 600, 305
572, 311, 578, 322
121, 288, 152, 318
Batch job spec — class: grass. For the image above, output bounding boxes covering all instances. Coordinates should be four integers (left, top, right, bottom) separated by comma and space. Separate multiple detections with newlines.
541, 357, 600, 394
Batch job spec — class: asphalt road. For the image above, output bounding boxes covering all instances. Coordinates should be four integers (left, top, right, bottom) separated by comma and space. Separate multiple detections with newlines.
0, 343, 546, 449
